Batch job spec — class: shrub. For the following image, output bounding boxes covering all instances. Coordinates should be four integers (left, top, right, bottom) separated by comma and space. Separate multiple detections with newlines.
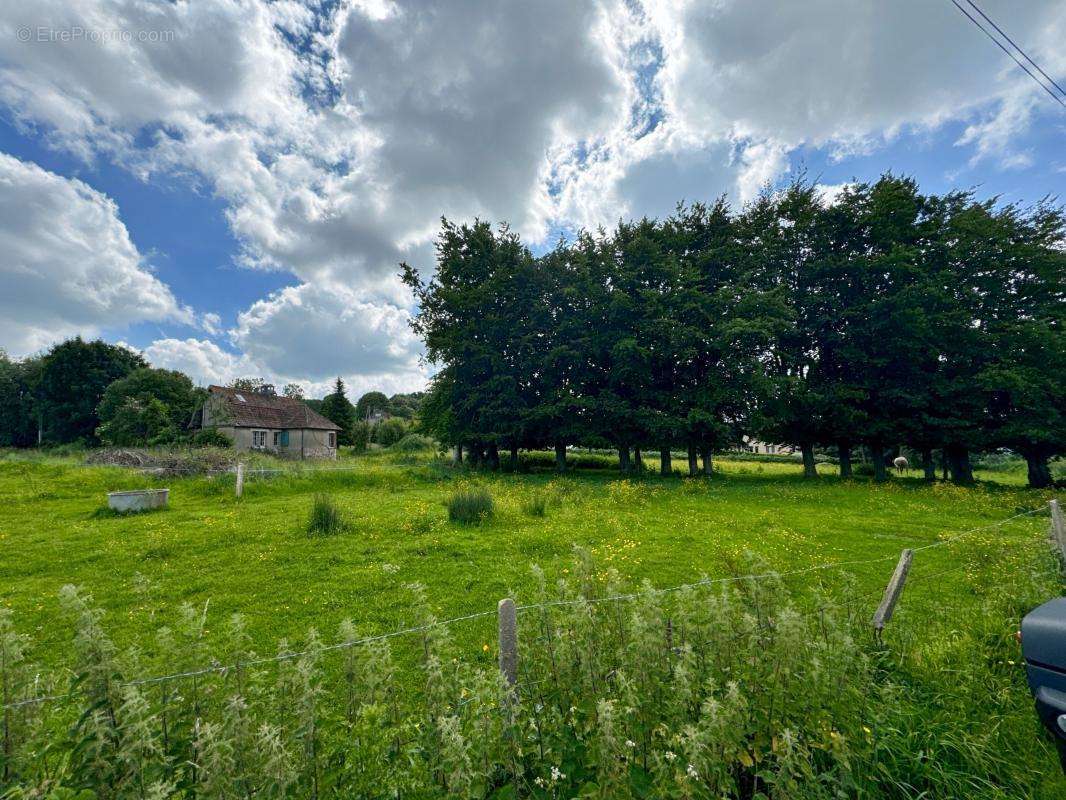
350, 420, 370, 453
191, 428, 233, 448
520, 491, 548, 517
447, 488, 494, 524
372, 418, 409, 447
392, 433, 434, 452
306, 493, 349, 536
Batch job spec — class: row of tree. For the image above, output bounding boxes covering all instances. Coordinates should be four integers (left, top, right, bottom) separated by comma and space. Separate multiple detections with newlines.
0, 338, 418, 450
402, 175, 1065, 487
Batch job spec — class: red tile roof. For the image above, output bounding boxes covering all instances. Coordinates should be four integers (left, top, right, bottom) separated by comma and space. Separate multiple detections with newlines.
206, 386, 341, 431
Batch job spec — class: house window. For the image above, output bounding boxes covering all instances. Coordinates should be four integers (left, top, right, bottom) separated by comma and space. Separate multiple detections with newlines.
328, 432, 336, 448
252, 430, 267, 448
273, 431, 281, 447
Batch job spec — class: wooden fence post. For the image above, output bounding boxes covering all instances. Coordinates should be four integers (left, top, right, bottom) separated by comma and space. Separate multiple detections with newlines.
497, 598, 518, 688
872, 548, 913, 636
235, 462, 244, 498
1051, 500, 1066, 562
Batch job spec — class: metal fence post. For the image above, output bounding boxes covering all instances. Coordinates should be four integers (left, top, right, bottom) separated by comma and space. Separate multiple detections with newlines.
872, 548, 914, 636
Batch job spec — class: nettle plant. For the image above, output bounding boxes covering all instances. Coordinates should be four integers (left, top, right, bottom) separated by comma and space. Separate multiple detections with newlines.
0, 548, 1035, 799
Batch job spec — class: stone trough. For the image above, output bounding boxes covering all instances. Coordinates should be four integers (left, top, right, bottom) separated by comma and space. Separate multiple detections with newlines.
107, 488, 169, 513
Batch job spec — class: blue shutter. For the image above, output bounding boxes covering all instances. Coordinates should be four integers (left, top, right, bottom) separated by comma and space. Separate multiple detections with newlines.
280, 430, 289, 447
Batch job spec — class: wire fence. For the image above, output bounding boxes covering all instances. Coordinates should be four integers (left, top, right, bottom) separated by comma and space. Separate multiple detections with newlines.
2, 504, 1051, 713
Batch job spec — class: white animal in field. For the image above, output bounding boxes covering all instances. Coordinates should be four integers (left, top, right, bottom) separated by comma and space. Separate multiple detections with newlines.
893, 456, 909, 475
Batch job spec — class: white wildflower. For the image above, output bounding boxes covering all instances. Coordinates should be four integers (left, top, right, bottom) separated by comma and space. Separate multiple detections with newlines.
686, 764, 698, 779
625, 739, 636, 748
664, 751, 677, 762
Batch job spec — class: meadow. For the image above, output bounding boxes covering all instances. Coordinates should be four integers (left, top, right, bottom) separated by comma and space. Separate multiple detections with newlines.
0, 448, 1063, 797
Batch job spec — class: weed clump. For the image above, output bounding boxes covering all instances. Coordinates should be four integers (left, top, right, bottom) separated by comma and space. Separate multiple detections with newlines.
447, 488, 494, 524
306, 493, 349, 536
521, 491, 548, 517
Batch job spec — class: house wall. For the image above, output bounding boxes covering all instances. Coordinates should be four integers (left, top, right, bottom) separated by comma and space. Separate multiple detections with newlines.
229, 426, 337, 459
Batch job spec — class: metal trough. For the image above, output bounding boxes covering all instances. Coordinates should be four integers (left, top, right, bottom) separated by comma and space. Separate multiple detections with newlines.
108, 488, 169, 513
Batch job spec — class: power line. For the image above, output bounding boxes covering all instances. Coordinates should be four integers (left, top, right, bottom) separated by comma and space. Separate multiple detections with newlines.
963, 0, 1066, 100
947, 0, 1066, 109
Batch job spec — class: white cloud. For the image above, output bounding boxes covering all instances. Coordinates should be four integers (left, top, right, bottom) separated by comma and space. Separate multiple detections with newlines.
2, 0, 1064, 385
649, 0, 1065, 164
232, 282, 425, 384
0, 152, 190, 355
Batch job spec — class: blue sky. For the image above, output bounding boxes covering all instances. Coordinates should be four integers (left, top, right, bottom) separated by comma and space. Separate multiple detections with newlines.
0, 0, 1063, 398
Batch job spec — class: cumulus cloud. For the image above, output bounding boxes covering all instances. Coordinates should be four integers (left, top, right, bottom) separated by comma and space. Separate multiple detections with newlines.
232, 282, 425, 384
3, 0, 1063, 386
649, 0, 1065, 164
0, 152, 190, 355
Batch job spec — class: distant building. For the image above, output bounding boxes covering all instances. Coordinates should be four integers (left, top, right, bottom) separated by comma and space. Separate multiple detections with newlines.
190, 385, 341, 458
740, 436, 796, 455
365, 408, 390, 424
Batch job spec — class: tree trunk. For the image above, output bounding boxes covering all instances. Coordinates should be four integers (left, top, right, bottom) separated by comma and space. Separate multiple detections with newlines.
554, 441, 567, 472
1024, 450, 1052, 489
486, 443, 500, 470
468, 443, 482, 468
701, 446, 713, 476
838, 442, 852, 479
940, 450, 949, 482
945, 444, 974, 484
801, 442, 817, 478
687, 444, 698, 477
921, 448, 935, 481
509, 444, 519, 472
633, 448, 642, 472
660, 447, 671, 476
618, 446, 631, 474
870, 443, 887, 482
454, 443, 463, 464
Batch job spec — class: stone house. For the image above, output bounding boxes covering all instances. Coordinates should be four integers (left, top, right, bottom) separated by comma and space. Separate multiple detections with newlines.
191, 385, 342, 458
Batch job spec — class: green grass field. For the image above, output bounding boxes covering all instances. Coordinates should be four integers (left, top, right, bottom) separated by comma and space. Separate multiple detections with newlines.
1, 448, 1064, 796
0, 450, 1050, 654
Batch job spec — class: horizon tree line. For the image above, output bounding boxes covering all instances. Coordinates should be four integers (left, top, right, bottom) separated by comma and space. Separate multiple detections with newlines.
401, 174, 1065, 488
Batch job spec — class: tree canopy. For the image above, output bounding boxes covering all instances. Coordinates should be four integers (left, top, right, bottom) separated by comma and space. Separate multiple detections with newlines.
403, 176, 1065, 487
36, 338, 147, 445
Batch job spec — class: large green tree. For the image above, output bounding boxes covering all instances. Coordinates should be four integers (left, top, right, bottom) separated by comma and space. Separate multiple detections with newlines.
355, 391, 389, 421
979, 201, 1066, 487
97, 368, 201, 445
37, 338, 146, 444
403, 219, 540, 468
0, 351, 43, 447
320, 378, 356, 446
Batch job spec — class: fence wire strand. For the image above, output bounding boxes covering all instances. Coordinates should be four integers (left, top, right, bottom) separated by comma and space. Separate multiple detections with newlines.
1, 505, 1048, 711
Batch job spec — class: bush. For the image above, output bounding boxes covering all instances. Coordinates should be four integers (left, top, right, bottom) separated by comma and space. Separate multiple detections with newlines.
447, 488, 494, 524
350, 420, 370, 453
191, 428, 233, 448
392, 433, 434, 452
306, 493, 349, 536
372, 418, 409, 447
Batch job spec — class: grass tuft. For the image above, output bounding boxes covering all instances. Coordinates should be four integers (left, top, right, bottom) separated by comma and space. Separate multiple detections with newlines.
520, 491, 548, 517
306, 493, 349, 537
447, 488, 494, 524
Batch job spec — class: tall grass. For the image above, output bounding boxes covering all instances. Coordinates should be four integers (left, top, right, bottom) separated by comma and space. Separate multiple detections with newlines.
0, 544, 1059, 799
447, 488, 494, 524
520, 491, 548, 517
306, 493, 349, 536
